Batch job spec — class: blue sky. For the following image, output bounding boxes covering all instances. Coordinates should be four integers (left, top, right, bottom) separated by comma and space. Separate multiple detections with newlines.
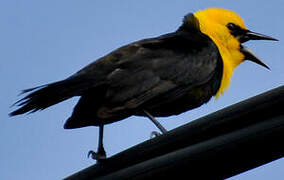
1, 0, 283, 179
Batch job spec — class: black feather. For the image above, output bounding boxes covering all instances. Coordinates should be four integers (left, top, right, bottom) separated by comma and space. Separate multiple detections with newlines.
9, 76, 103, 116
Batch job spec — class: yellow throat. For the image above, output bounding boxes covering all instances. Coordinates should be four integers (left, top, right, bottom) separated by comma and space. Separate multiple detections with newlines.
194, 8, 247, 97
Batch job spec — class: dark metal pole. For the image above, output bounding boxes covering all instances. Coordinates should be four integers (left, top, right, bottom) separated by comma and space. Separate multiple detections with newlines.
99, 115, 284, 179
65, 86, 284, 180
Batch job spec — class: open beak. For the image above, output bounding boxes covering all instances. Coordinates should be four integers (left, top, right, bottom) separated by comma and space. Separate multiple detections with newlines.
241, 45, 270, 70
240, 30, 278, 70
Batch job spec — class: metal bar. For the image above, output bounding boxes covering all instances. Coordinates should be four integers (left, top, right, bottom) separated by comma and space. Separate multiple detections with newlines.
64, 86, 284, 180
100, 115, 284, 179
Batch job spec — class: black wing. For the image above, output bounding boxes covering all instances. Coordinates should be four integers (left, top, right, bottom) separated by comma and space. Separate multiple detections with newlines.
93, 31, 221, 118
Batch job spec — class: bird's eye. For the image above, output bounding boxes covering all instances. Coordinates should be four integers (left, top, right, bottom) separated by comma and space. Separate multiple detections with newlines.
227, 23, 236, 30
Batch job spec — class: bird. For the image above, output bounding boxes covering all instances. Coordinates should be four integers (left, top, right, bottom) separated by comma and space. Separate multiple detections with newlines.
10, 8, 277, 162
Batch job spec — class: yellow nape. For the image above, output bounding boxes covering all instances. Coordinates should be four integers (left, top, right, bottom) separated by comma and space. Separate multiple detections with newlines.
194, 8, 246, 97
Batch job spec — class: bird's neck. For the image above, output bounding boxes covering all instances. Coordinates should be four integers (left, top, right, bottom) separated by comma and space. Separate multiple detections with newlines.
213, 37, 244, 97
196, 21, 244, 97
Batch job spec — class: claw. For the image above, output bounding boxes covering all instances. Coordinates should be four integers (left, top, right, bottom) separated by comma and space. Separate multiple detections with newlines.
87, 150, 95, 158
150, 131, 162, 139
87, 150, 106, 162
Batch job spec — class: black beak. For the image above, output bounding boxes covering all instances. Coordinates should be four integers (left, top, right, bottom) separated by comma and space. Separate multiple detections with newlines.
239, 31, 278, 69
245, 31, 278, 41
240, 45, 270, 70
239, 30, 278, 43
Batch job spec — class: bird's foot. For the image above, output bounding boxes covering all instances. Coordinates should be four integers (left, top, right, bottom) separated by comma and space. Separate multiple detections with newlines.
88, 150, 106, 163
150, 131, 162, 139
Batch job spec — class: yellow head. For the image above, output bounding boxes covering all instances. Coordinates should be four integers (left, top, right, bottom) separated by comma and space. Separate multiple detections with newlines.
191, 8, 277, 97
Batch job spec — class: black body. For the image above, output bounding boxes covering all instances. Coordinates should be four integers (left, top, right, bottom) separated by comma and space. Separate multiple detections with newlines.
10, 15, 223, 129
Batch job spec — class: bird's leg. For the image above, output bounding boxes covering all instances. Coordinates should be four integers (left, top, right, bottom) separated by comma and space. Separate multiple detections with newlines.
88, 124, 106, 162
143, 110, 167, 138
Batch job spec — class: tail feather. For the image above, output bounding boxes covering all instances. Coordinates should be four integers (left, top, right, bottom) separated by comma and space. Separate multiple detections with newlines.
10, 77, 100, 116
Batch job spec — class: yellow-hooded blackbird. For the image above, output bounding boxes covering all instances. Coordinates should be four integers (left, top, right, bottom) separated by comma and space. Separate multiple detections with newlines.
10, 8, 277, 160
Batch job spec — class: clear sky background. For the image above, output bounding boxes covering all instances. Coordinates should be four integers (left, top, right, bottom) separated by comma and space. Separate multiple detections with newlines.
1, 0, 283, 179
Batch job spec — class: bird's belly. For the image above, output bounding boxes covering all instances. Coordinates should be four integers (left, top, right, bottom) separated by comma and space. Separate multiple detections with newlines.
137, 87, 214, 117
